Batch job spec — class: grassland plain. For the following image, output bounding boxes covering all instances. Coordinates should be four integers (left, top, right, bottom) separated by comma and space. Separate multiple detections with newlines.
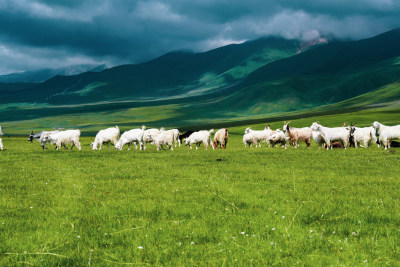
1, 118, 400, 265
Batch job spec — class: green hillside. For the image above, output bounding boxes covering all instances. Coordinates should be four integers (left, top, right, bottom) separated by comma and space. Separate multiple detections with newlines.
0, 37, 300, 105
1, 29, 400, 134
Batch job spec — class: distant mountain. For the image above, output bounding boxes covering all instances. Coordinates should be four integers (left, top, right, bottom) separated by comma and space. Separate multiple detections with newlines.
0, 64, 107, 83
1, 29, 400, 133
0, 37, 300, 105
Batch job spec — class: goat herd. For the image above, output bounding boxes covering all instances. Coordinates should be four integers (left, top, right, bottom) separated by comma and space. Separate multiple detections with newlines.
0, 121, 399, 152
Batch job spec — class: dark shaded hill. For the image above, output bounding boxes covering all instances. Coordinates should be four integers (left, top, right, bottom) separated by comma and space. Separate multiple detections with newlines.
0, 37, 300, 104
0, 64, 106, 83
2, 29, 400, 133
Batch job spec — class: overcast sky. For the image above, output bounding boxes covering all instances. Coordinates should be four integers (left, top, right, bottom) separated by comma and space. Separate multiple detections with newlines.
0, 0, 399, 75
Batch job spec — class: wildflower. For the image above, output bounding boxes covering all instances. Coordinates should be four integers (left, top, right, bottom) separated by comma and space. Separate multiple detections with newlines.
77, 235, 81, 239
178, 242, 181, 246
241, 232, 245, 235
309, 230, 313, 233
138, 246, 143, 249
282, 216, 285, 219
272, 228, 275, 231
191, 242, 195, 245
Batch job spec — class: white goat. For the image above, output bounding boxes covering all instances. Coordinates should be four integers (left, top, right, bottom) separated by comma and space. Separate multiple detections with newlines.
44, 130, 81, 150
372, 121, 400, 150
91, 126, 120, 150
310, 122, 350, 150
143, 128, 162, 150
268, 129, 289, 149
312, 131, 325, 149
170, 129, 181, 147
213, 128, 229, 149
0, 126, 3, 151
243, 125, 273, 148
29, 130, 61, 149
349, 125, 377, 148
115, 126, 146, 150
152, 130, 175, 151
243, 132, 257, 148
185, 129, 214, 149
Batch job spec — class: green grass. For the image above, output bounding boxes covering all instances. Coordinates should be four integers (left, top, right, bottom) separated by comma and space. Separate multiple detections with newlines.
1, 113, 400, 265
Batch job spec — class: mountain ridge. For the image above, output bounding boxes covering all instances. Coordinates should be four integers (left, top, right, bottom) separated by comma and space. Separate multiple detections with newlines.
1, 29, 400, 133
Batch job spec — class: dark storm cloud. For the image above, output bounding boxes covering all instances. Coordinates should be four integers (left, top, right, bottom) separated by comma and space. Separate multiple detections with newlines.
0, 0, 399, 74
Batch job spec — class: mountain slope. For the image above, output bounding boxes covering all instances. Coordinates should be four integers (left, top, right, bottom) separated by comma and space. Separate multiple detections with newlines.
1, 29, 400, 134
0, 64, 106, 83
0, 37, 300, 105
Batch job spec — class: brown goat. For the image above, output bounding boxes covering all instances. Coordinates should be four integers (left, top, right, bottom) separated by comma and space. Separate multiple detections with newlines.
213, 128, 229, 149
283, 121, 312, 147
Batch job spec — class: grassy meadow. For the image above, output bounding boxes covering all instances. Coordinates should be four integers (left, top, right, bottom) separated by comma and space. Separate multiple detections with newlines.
1, 113, 400, 265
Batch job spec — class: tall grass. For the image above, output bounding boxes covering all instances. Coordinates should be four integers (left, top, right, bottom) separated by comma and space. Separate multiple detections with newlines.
1, 121, 400, 265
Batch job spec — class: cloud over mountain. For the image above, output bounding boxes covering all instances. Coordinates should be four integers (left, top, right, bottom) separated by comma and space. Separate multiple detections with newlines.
0, 0, 399, 74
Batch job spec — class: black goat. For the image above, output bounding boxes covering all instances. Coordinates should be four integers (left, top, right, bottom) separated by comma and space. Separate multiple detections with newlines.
377, 138, 400, 148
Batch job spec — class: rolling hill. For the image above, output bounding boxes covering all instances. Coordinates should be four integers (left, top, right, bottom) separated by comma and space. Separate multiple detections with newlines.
1, 29, 400, 134
0, 64, 106, 83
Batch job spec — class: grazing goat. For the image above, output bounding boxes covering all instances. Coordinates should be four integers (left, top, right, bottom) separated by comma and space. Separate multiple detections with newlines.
185, 129, 214, 149
310, 122, 350, 150
29, 130, 61, 149
268, 129, 289, 149
152, 130, 175, 151
143, 128, 162, 150
243, 131, 257, 147
115, 126, 146, 150
388, 140, 400, 147
91, 126, 120, 150
179, 131, 195, 142
372, 121, 400, 150
243, 125, 273, 148
171, 129, 181, 147
43, 130, 81, 150
312, 131, 325, 149
283, 121, 312, 147
0, 126, 3, 151
213, 128, 229, 149
314, 122, 347, 149
349, 125, 377, 148
160, 128, 180, 147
